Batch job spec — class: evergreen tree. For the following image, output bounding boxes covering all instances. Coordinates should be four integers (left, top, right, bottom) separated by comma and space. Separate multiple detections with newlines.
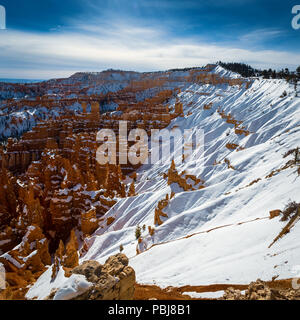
284, 68, 290, 78
135, 225, 141, 240
262, 70, 269, 79
297, 66, 300, 79
217, 62, 255, 77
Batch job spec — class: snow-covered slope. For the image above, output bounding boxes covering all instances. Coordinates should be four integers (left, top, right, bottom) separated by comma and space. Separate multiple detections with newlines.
26, 66, 300, 298
80, 74, 300, 287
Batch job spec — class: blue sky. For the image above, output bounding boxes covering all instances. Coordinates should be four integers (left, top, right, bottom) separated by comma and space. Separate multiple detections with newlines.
0, 0, 299, 79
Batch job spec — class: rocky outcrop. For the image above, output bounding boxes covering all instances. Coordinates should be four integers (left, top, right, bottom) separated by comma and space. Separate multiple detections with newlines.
154, 194, 169, 226
0, 225, 51, 300
0, 225, 51, 274
81, 209, 99, 236
49, 254, 135, 300
165, 160, 205, 192
269, 209, 281, 219
223, 279, 300, 300
51, 230, 79, 280
128, 181, 136, 197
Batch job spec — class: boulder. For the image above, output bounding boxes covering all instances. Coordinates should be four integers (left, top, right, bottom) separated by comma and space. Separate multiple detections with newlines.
51, 254, 135, 300
269, 210, 281, 219
223, 279, 300, 300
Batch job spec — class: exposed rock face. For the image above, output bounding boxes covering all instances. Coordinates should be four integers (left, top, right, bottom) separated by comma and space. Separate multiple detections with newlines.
154, 194, 169, 226
81, 209, 99, 236
50, 254, 135, 300
0, 225, 51, 273
51, 230, 79, 280
269, 209, 281, 219
64, 230, 79, 269
223, 279, 300, 300
0, 225, 51, 300
165, 160, 205, 192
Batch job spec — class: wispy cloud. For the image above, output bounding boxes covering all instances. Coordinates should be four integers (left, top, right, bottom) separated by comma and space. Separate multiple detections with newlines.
239, 28, 284, 43
0, 22, 298, 79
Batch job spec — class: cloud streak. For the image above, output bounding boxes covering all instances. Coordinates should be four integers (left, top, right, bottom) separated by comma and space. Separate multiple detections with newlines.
239, 28, 285, 43
0, 22, 299, 79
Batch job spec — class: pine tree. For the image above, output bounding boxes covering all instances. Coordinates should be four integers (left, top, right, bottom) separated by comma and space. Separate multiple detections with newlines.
297, 66, 300, 79
135, 225, 141, 240
294, 78, 298, 97
262, 70, 269, 79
